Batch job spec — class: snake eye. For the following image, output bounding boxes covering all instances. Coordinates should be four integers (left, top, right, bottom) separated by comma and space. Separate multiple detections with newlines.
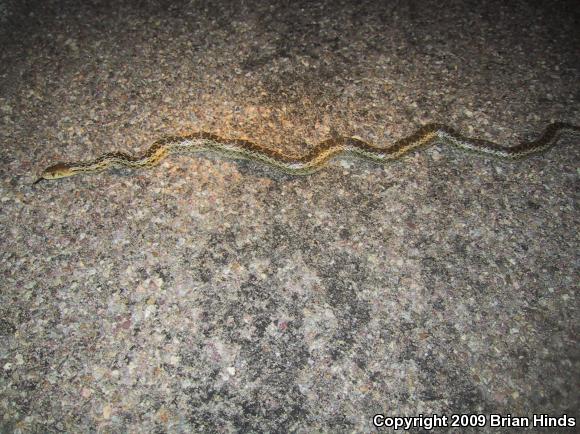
47, 162, 69, 172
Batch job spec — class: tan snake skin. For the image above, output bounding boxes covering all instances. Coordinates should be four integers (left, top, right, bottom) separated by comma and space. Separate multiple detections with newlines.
34, 122, 580, 183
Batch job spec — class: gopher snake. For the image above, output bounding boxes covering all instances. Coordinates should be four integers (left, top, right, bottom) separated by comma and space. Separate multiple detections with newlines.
34, 122, 580, 183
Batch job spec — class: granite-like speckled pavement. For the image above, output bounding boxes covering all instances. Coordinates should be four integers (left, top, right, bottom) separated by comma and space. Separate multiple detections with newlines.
1, 0, 579, 432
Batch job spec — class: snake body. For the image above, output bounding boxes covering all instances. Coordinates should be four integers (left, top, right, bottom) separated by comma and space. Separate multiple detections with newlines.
35, 122, 580, 183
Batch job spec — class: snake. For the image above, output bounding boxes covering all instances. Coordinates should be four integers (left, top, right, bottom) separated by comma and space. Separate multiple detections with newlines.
34, 122, 580, 183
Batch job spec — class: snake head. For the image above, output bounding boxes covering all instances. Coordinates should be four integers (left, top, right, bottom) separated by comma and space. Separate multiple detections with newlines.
34, 162, 75, 184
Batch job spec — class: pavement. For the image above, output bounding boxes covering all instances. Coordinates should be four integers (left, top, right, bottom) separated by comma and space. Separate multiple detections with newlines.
0, 0, 578, 432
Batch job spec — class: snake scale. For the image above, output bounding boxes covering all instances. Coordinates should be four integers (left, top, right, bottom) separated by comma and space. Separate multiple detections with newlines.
34, 122, 580, 183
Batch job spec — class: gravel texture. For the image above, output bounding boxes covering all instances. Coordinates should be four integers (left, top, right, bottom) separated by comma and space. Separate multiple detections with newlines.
0, 0, 579, 432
